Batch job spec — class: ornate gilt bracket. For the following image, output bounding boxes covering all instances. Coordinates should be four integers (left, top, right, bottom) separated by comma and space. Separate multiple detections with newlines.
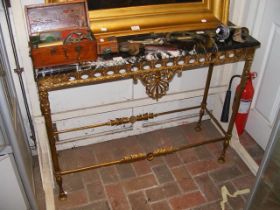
138, 69, 178, 100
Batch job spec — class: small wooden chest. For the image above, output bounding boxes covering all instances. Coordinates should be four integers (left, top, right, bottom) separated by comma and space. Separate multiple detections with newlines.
25, 0, 97, 69
97, 37, 119, 55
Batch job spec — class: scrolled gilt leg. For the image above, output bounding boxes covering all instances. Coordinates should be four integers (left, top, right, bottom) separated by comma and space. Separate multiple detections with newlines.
195, 64, 214, 132
39, 89, 66, 200
219, 53, 255, 163
195, 104, 206, 131
218, 135, 231, 163
56, 175, 67, 200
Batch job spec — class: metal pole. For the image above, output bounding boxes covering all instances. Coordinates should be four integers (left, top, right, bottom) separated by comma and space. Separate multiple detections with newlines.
2, 0, 36, 147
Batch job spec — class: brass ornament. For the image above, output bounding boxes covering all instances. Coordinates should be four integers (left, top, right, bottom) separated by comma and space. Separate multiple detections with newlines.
139, 70, 175, 100
153, 146, 175, 156
123, 153, 146, 162
110, 113, 155, 126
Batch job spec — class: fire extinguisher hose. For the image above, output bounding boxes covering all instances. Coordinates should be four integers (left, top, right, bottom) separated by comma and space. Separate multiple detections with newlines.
220, 75, 241, 122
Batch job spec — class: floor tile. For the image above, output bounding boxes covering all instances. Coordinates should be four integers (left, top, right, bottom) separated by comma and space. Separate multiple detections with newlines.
34, 121, 263, 210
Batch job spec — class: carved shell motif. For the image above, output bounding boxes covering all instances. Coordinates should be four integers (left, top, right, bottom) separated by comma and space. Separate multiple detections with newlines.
140, 70, 175, 100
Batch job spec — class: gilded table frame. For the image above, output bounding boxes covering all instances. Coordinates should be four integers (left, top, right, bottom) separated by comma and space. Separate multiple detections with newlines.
37, 47, 256, 199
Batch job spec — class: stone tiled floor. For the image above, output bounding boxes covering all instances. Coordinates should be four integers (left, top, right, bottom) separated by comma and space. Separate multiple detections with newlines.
34, 120, 264, 210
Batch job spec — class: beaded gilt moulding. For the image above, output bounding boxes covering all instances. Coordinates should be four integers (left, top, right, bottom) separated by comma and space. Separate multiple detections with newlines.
45, 0, 230, 37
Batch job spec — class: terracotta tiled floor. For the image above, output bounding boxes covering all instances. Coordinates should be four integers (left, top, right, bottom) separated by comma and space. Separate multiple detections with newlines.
34, 120, 264, 210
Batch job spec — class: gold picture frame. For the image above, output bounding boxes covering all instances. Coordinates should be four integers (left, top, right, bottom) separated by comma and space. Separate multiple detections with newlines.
45, 0, 229, 37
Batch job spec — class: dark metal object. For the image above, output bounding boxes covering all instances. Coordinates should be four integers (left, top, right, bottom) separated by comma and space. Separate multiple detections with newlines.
220, 75, 241, 122
2, 0, 36, 147
165, 31, 218, 53
216, 25, 231, 42
216, 24, 250, 43
232, 27, 249, 43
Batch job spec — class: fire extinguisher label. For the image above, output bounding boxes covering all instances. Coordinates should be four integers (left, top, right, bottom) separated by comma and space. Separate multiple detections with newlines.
238, 100, 251, 114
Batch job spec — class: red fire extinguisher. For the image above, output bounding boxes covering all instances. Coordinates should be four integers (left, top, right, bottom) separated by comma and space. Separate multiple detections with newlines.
221, 72, 257, 135
235, 72, 257, 135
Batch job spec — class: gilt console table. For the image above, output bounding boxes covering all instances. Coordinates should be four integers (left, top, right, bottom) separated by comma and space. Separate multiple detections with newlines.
36, 32, 260, 199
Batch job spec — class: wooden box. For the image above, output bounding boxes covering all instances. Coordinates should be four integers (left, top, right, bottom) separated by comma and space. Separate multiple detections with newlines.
25, 0, 97, 69
97, 37, 119, 55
